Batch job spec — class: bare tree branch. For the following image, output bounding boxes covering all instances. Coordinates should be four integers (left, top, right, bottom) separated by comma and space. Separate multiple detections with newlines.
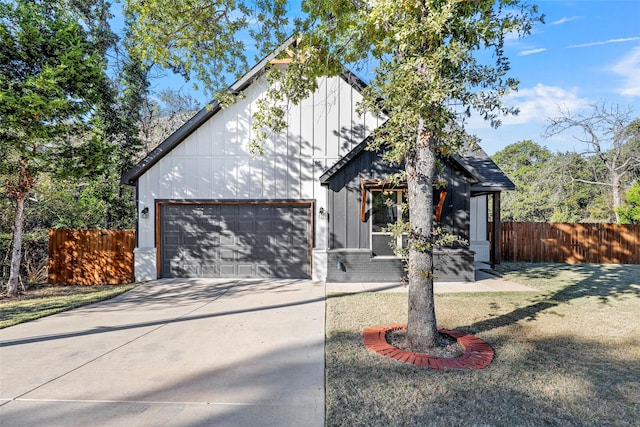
544, 102, 640, 222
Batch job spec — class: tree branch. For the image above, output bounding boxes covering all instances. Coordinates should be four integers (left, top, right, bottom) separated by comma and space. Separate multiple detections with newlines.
571, 178, 613, 187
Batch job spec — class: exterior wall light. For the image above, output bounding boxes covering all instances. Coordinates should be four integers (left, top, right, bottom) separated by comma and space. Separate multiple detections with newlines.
319, 207, 328, 220
141, 206, 149, 219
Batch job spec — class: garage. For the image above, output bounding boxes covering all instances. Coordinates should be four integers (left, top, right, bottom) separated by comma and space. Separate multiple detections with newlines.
159, 202, 312, 279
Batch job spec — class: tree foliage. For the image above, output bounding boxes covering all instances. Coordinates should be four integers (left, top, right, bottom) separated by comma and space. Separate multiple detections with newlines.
545, 104, 640, 222
1, 0, 151, 293
126, 0, 289, 97
617, 180, 640, 224
0, 0, 110, 295
259, 0, 541, 351
492, 137, 639, 223
492, 140, 554, 221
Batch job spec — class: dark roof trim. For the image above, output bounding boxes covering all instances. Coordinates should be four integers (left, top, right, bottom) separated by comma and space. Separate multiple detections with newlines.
320, 137, 486, 187
451, 154, 483, 182
456, 150, 515, 191
122, 37, 296, 185
339, 66, 368, 93
121, 103, 219, 185
319, 136, 372, 185
122, 38, 371, 186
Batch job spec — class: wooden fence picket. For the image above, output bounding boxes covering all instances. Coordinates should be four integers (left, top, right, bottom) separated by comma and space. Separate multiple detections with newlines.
490, 222, 640, 264
48, 229, 135, 285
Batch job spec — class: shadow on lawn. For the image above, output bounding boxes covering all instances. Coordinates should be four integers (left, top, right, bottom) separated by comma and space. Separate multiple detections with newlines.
326, 330, 640, 426
462, 263, 639, 335
326, 264, 640, 425
498, 263, 639, 302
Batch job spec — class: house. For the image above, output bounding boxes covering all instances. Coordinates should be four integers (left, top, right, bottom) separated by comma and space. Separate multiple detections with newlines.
121, 41, 514, 283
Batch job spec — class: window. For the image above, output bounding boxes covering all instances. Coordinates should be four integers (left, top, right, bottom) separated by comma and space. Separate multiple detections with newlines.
371, 190, 407, 256
361, 179, 448, 257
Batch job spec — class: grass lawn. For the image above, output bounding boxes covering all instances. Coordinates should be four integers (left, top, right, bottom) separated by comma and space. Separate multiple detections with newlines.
326, 262, 640, 426
0, 283, 138, 329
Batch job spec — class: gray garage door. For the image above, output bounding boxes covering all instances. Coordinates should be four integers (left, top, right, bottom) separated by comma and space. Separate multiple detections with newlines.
160, 203, 311, 278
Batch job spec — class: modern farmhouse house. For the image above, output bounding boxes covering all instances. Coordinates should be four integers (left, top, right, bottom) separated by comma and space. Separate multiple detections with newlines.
122, 42, 513, 283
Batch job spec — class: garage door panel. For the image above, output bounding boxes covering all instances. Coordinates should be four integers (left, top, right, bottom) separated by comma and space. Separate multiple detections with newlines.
169, 262, 200, 277
161, 203, 311, 279
201, 264, 219, 276
237, 264, 254, 276
183, 233, 202, 246
200, 232, 220, 247
219, 234, 235, 246
197, 217, 220, 228
164, 232, 181, 246
219, 264, 236, 276
198, 248, 219, 259
219, 248, 235, 261
236, 220, 254, 233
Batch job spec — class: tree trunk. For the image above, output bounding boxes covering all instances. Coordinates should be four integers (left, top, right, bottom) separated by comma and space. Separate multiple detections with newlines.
611, 170, 622, 223
7, 193, 25, 296
405, 119, 439, 351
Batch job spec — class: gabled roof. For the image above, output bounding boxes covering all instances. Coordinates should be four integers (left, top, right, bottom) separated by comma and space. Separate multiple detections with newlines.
319, 136, 373, 184
320, 137, 514, 192
454, 149, 515, 193
122, 39, 513, 192
122, 37, 368, 185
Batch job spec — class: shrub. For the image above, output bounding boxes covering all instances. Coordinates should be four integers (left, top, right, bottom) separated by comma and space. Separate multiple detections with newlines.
0, 229, 49, 291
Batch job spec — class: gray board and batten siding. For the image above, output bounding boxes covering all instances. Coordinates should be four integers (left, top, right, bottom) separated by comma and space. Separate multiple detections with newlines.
320, 142, 476, 282
158, 201, 312, 279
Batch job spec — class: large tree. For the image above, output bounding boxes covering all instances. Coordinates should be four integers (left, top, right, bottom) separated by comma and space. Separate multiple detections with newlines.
127, 0, 541, 350
492, 140, 554, 221
492, 140, 608, 222
0, 0, 107, 295
545, 104, 640, 223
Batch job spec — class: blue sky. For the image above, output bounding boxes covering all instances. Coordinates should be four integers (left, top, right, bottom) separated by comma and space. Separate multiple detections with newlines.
143, 1, 640, 156
466, 0, 640, 154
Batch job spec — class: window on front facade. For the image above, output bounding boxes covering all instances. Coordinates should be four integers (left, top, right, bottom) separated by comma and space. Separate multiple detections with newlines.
371, 190, 408, 256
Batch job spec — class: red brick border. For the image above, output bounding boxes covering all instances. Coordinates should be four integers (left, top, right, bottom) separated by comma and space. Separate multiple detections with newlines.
363, 323, 494, 370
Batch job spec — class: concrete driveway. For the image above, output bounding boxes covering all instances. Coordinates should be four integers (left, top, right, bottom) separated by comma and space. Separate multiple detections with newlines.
0, 279, 325, 427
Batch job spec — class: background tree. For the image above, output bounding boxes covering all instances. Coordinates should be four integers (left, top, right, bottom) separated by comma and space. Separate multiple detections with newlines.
127, 0, 541, 350
492, 140, 554, 221
492, 142, 608, 222
138, 88, 201, 154
0, 0, 108, 295
126, 0, 289, 99
616, 180, 640, 224
545, 104, 640, 222
547, 152, 610, 222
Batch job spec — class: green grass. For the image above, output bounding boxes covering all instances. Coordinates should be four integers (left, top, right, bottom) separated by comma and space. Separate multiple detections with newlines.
326, 263, 640, 426
0, 283, 138, 328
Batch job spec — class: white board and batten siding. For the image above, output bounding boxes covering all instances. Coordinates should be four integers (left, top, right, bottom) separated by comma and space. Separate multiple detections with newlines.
135, 74, 382, 281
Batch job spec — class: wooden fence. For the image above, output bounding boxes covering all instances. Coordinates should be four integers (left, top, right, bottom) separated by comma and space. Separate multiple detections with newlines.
48, 229, 135, 285
492, 222, 640, 264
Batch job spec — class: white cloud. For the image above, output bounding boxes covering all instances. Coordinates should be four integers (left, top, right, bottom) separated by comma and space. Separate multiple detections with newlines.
503, 84, 591, 125
551, 16, 582, 25
518, 48, 547, 56
465, 84, 591, 129
568, 37, 640, 49
611, 46, 640, 96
